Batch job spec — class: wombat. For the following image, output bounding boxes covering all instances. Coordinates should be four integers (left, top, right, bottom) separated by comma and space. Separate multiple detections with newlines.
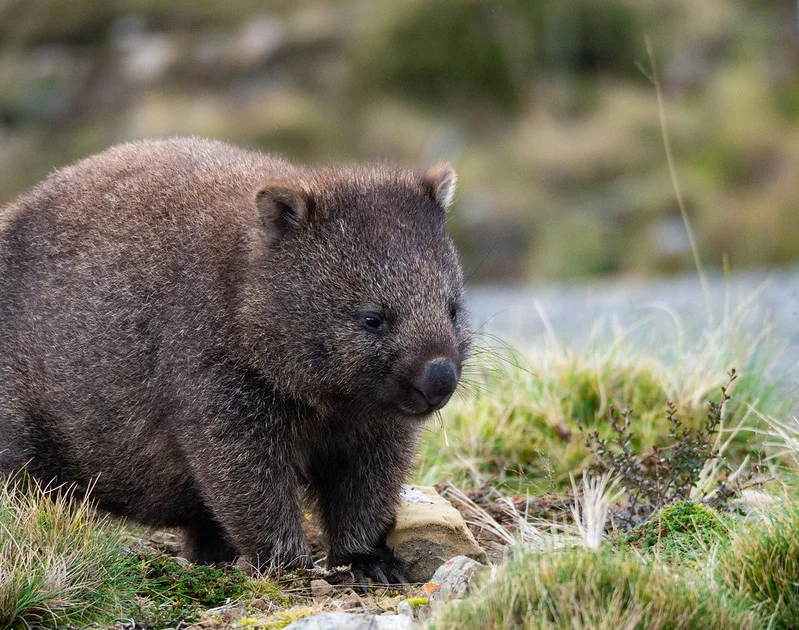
0, 137, 469, 581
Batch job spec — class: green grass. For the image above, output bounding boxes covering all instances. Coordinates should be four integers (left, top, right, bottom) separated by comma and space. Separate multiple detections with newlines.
0, 472, 290, 629
1, 293, 793, 628
718, 498, 799, 629
432, 547, 762, 629
416, 304, 785, 493
0, 474, 144, 629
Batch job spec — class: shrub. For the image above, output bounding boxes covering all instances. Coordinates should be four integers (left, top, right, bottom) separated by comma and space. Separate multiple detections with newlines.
582, 371, 737, 526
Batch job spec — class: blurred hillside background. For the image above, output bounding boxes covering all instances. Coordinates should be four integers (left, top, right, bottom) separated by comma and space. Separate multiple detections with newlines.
0, 0, 797, 283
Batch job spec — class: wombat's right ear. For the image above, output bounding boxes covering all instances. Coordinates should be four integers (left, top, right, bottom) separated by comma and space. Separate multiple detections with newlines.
254, 182, 311, 243
422, 163, 457, 211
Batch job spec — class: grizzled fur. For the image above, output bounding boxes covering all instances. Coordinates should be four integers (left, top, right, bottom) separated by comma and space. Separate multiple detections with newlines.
0, 138, 469, 572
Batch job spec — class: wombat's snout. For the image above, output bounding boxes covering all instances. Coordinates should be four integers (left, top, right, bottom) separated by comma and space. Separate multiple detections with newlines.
412, 357, 459, 409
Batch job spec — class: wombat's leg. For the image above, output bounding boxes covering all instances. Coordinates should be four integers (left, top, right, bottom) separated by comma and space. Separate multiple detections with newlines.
183, 512, 239, 566
309, 425, 417, 586
0, 403, 28, 477
179, 413, 311, 573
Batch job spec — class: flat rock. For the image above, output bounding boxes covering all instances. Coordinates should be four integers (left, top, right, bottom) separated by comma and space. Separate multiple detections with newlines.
386, 486, 486, 583
283, 612, 415, 629
426, 555, 487, 601
310, 578, 334, 598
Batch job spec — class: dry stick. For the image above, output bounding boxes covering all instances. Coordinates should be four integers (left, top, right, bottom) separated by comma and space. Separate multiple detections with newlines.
644, 37, 713, 327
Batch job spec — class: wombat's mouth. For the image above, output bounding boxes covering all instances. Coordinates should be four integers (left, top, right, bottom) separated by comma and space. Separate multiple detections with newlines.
395, 387, 454, 417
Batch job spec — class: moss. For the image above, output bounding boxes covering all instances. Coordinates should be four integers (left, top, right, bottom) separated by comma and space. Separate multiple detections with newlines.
134, 554, 260, 627
624, 501, 729, 561
143, 555, 247, 607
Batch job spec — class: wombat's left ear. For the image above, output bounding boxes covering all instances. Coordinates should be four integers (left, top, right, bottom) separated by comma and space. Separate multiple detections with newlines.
423, 163, 457, 211
254, 181, 312, 244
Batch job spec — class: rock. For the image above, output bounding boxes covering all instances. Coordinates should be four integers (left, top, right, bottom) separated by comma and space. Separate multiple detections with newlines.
396, 601, 414, 618
426, 555, 487, 601
310, 578, 334, 598
386, 486, 486, 583
283, 612, 415, 629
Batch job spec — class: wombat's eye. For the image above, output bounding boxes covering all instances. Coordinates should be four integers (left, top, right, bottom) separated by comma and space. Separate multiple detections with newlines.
361, 313, 385, 332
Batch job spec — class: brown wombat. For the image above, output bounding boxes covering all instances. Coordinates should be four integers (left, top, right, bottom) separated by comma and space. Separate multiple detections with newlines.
0, 137, 469, 581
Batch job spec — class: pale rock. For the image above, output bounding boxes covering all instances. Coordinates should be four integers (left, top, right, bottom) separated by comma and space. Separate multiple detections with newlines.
283, 612, 415, 629
387, 486, 486, 583
426, 555, 487, 601
396, 600, 414, 618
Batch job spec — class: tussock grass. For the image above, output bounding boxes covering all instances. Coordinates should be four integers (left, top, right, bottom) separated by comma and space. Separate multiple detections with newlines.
718, 498, 799, 629
432, 547, 761, 630
0, 474, 143, 629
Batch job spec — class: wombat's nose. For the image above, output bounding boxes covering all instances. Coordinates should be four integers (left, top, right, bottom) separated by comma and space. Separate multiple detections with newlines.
414, 358, 458, 407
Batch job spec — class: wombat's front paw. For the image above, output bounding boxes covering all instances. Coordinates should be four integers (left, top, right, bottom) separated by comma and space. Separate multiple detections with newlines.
338, 548, 406, 593
245, 541, 313, 576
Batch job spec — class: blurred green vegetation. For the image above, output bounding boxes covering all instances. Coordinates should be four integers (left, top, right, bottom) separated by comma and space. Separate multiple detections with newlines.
0, 0, 797, 281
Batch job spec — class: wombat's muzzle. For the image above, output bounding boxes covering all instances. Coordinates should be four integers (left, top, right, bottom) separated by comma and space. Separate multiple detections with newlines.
410, 357, 459, 410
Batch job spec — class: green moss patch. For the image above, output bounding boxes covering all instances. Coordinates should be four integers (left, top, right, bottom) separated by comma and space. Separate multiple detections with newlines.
624, 501, 730, 561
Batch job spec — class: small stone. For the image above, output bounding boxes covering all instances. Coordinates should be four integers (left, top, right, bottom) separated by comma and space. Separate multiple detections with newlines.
311, 578, 334, 598
396, 601, 413, 618
427, 555, 487, 602
249, 597, 275, 611
386, 486, 486, 582
283, 612, 415, 629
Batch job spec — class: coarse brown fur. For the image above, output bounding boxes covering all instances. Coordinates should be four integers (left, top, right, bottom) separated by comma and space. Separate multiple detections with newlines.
0, 137, 469, 575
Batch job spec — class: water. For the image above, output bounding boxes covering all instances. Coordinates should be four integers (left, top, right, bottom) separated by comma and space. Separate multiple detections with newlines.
466, 269, 799, 394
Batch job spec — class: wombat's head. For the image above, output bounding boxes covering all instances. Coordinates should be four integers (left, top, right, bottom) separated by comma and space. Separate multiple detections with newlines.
245, 163, 470, 418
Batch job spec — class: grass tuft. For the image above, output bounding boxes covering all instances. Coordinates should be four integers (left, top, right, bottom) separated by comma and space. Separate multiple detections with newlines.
432, 547, 761, 629
0, 474, 143, 629
718, 498, 799, 629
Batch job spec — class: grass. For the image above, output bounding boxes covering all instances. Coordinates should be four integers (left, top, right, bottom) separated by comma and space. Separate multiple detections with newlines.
718, 497, 799, 629
0, 474, 144, 629
415, 296, 785, 493
422, 286, 799, 628
431, 547, 762, 630
1, 283, 794, 628
0, 472, 291, 629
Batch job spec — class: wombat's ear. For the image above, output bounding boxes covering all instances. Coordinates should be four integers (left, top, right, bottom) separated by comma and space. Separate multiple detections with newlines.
254, 182, 311, 242
423, 163, 457, 211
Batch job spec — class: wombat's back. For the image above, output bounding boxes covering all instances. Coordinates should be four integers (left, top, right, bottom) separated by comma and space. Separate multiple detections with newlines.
0, 138, 291, 508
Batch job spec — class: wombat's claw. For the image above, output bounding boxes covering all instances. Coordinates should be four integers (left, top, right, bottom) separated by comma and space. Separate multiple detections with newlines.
372, 566, 389, 586
352, 567, 369, 594
348, 557, 407, 593
388, 566, 406, 584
